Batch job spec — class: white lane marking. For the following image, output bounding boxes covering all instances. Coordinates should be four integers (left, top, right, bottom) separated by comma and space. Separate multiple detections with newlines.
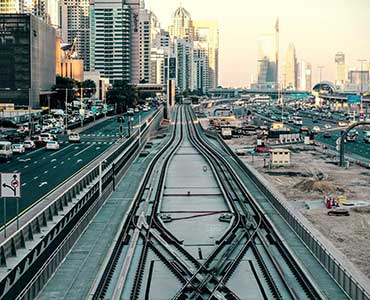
43, 157, 46, 160
13, 170, 18, 172
25, 147, 44, 156
39, 182, 48, 187
19, 158, 31, 162
51, 159, 57, 163
44, 170, 48, 174
76, 159, 83, 164
24, 165, 29, 169
53, 166, 57, 169
73, 144, 95, 157
61, 161, 65, 165
96, 147, 101, 150
50, 144, 75, 157
22, 183, 27, 187
33, 176, 39, 180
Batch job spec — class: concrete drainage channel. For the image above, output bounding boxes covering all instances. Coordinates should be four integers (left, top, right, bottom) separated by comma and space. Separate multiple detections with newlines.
0, 109, 163, 300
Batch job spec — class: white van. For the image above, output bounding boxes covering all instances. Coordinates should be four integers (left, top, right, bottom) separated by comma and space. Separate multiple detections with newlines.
0, 141, 13, 161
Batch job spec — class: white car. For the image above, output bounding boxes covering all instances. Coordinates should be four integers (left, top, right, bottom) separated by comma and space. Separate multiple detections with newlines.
46, 141, 60, 151
23, 140, 36, 149
134, 108, 139, 113
338, 121, 348, 127
324, 124, 332, 129
12, 143, 25, 154
68, 132, 81, 143
312, 126, 321, 133
40, 133, 53, 143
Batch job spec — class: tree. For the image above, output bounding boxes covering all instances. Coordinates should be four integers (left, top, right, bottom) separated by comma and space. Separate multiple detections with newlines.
82, 79, 97, 97
49, 75, 79, 109
106, 81, 139, 113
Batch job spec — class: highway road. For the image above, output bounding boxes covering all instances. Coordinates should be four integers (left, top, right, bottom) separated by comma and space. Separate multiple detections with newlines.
245, 105, 370, 162
0, 110, 153, 227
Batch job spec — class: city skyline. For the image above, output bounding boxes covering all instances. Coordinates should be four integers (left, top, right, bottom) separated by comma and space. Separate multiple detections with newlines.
148, 0, 370, 88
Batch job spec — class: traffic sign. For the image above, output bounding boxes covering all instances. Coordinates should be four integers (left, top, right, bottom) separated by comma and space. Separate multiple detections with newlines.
1, 173, 21, 198
347, 95, 361, 104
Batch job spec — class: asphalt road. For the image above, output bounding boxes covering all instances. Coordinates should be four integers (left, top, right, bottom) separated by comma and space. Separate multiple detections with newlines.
0, 110, 153, 226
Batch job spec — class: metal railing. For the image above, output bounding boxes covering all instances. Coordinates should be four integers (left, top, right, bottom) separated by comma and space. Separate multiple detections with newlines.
0, 108, 163, 300
209, 128, 370, 300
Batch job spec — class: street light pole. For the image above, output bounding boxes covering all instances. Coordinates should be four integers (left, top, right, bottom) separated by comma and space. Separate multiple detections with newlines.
65, 88, 68, 134
80, 87, 83, 128
28, 87, 32, 137
358, 59, 366, 114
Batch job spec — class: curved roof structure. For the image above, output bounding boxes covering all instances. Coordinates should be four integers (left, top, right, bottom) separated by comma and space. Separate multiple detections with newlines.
312, 81, 336, 94
173, 6, 192, 20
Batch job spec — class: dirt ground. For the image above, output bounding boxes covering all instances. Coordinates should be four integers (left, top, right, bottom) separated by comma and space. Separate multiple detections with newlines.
226, 138, 370, 279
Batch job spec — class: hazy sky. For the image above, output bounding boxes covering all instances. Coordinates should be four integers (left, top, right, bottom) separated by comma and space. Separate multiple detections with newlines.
147, 0, 370, 87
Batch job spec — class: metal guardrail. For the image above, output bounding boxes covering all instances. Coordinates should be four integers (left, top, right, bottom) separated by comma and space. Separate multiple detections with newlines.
0, 108, 163, 300
204, 126, 370, 300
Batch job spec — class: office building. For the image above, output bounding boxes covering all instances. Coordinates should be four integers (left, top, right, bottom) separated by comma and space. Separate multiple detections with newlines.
284, 43, 297, 89
175, 38, 193, 92
193, 20, 219, 89
348, 70, 369, 92
150, 48, 165, 85
168, 6, 193, 41
1, 0, 59, 26
257, 18, 279, 87
193, 41, 209, 93
60, 0, 90, 70
0, 14, 56, 108
297, 60, 312, 91
139, 8, 160, 83
335, 52, 346, 87
126, 0, 140, 84
89, 0, 131, 82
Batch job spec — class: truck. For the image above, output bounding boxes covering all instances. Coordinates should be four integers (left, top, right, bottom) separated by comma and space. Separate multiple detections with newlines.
0, 141, 13, 161
221, 127, 232, 140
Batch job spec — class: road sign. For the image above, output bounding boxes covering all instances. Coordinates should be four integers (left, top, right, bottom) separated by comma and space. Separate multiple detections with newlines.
347, 95, 361, 104
1, 173, 21, 198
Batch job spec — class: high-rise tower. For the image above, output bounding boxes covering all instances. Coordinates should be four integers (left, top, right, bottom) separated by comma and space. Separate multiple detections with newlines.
284, 43, 297, 89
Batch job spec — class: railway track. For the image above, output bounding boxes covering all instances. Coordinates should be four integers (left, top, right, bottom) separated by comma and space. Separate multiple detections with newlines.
90, 105, 326, 300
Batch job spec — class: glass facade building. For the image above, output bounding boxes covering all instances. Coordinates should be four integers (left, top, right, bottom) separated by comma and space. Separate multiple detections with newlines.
0, 14, 56, 108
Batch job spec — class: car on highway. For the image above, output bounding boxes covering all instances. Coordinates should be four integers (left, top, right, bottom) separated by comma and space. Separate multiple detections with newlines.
338, 121, 348, 127
323, 132, 332, 139
127, 108, 134, 115
46, 140, 60, 151
324, 124, 332, 129
12, 143, 25, 154
134, 108, 139, 113
68, 132, 81, 143
312, 126, 321, 133
300, 126, 309, 133
0, 141, 13, 161
142, 106, 149, 112
23, 140, 36, 149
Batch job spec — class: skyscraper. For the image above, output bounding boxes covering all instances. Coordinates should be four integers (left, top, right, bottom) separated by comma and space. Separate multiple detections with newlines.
297, 60, 312, 91
138, 8, 160, 83
193, 20, 219, 89
193, 41, 210, 93
257, 33, 277, 85
168, 6, 193, 41
284, 43, 297, 90
89, 0, 131, 82
61, 0, 90, 70
175, 38, 193, 92
335, 52, 346, 87
257, 18, 279, 87
1, 0, 59, 26
126, 0, 140, 84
